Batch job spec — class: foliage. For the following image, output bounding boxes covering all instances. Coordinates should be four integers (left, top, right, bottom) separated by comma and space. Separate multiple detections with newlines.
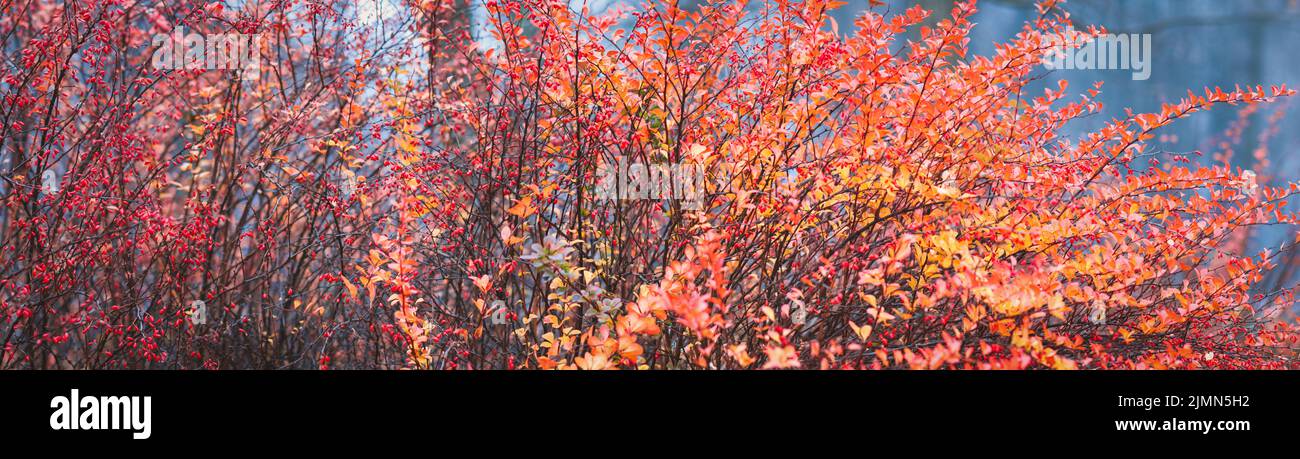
1, 0, 1297, 369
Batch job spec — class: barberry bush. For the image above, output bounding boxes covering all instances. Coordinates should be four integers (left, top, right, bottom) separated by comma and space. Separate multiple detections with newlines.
1, 0, 1297, 369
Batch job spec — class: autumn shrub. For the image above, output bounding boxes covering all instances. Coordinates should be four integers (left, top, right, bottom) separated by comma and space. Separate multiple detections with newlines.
1, 0, 1297, 369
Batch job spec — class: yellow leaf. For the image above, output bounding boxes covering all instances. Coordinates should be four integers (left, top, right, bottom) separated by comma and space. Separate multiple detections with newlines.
848, 321, 873, 342
341, 276, 359, 301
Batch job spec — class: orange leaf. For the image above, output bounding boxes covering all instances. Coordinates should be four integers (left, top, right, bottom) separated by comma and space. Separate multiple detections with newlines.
506, 195, 535, 217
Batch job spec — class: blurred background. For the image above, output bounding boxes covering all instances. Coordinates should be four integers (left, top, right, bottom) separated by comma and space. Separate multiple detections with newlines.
465, 0, 1300, 186
870, 0, 1300, 304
